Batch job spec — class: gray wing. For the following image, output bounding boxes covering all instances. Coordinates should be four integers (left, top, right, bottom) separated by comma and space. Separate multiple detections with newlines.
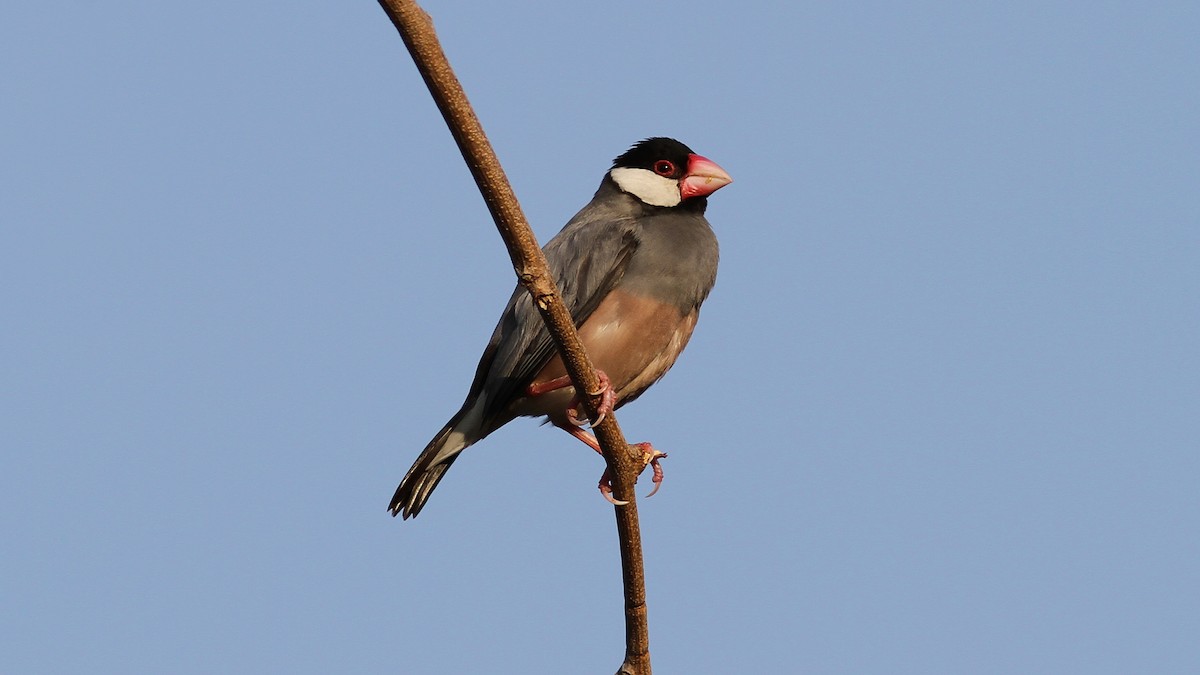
464, 209, 641, 430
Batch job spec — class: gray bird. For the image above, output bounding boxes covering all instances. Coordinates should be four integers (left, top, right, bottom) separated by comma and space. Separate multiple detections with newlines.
389, 137, 732, 519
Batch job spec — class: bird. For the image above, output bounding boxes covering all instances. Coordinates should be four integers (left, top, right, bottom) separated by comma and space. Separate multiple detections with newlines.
389, 137, 732, 519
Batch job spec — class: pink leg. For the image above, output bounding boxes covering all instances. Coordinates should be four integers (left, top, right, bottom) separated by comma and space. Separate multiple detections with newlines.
526, 370, 616, 427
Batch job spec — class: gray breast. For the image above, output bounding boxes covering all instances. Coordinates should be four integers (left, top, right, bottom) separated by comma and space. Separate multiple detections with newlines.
620, 212, 719, 312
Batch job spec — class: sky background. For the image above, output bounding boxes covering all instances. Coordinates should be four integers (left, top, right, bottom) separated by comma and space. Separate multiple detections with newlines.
3, 2, 1197, 673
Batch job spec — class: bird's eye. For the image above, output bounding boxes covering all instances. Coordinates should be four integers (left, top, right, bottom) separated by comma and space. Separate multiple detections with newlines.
653, 160, 675, 176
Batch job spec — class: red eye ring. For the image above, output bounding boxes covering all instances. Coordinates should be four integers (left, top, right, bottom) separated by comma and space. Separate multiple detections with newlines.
653, 160, 675, 176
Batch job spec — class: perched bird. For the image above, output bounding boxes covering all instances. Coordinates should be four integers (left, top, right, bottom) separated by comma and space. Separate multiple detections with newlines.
389, 137, 732, 519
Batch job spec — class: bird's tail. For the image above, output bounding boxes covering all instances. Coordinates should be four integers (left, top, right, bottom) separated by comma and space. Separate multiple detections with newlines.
388, 402, 485, 519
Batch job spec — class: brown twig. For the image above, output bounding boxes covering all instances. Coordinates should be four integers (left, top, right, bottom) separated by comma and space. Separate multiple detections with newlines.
376, 2, 652, 673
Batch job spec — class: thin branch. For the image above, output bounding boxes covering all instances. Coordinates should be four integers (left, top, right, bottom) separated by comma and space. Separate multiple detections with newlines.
376, 2, 652, 673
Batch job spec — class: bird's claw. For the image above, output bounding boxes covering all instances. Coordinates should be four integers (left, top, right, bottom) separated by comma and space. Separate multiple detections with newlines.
644, 455, 666, 498
595, 442, 667, 504
567, 407, 588, 427
599, 474, 629, 506
633, 442, 667, 498
567, 370, 614, 428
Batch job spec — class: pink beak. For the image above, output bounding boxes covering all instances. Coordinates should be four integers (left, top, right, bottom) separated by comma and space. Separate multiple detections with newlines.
679, 154, 733, 200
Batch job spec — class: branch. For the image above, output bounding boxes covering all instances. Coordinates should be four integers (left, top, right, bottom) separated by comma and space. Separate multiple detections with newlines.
376, 2, 652, 673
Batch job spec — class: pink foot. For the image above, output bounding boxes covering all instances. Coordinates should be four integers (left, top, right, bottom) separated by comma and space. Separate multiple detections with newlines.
557, 426, 667, 505
568, 370, 615, 427
633, 442, 668, 498
527, 370, 615, 428
598, 468, 629, 506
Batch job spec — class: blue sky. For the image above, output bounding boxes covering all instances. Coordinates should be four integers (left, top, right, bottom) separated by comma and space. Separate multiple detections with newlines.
3, 2, 1197, 673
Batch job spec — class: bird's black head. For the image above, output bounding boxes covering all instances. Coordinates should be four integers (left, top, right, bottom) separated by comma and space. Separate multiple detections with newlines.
608, 137, 732, 210
612, 137, 696, 179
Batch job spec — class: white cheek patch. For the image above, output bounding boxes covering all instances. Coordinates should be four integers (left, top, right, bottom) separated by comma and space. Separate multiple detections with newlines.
610, 167, 681, 207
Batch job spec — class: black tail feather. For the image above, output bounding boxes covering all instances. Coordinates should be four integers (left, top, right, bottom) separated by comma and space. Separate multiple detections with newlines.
388, 417, 469, 519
